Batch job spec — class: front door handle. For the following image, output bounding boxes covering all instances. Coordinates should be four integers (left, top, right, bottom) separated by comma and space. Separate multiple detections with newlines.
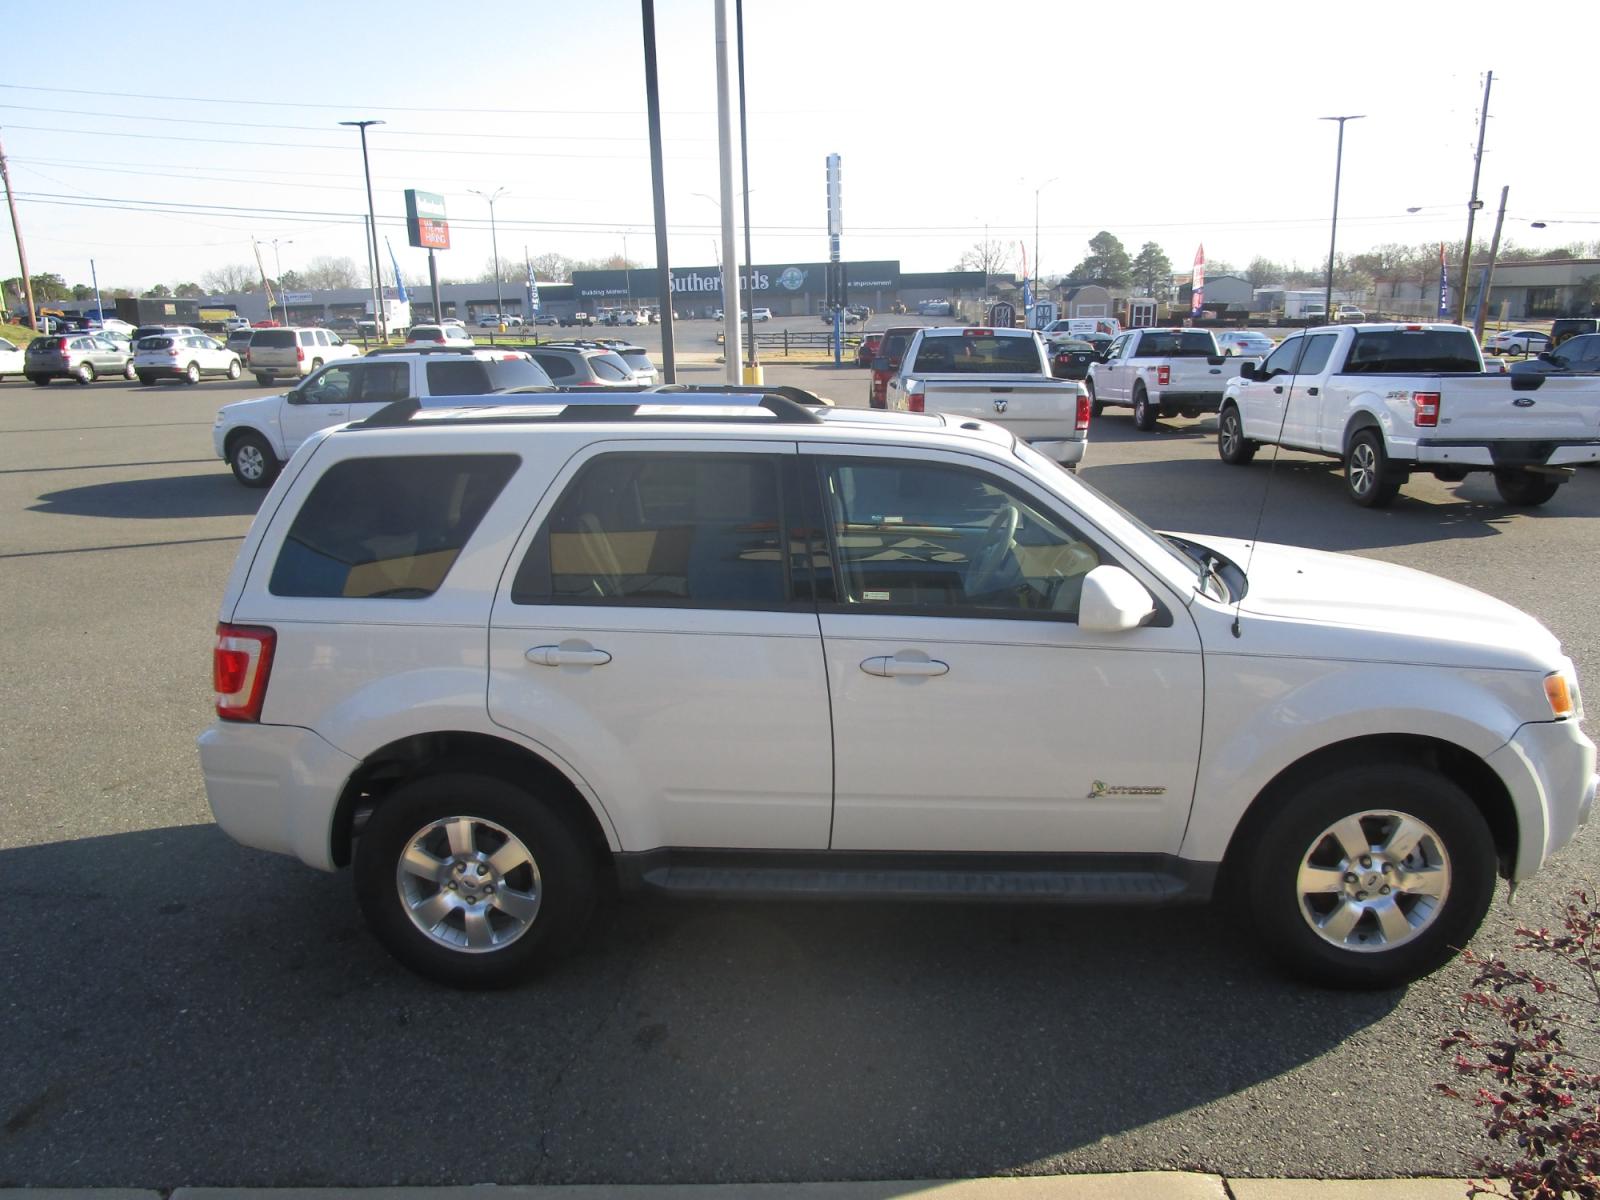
526, 644, 612, 667
861, 654, 950, 678
1307, 386, 1320, 396
1272, 385, 1284, 394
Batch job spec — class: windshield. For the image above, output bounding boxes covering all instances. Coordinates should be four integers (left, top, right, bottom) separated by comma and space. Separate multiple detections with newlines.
911, 333, 1043, 374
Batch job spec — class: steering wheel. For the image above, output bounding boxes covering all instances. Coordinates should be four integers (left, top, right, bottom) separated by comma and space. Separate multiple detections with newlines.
966, 504, 1019, 598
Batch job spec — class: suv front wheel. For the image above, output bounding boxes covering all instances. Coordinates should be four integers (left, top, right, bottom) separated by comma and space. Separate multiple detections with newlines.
354, 769, 597, 988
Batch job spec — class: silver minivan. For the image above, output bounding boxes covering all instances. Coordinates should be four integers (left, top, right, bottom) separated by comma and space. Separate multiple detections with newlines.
24, 334, 136, 385
246, 327, 361, 385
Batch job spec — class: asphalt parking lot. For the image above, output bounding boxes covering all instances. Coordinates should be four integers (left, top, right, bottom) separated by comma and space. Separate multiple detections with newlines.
2, 363, 1597, 1188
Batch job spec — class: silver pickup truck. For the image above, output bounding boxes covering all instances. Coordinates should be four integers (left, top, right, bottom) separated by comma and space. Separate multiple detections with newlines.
884, 326, 1089, 467
1088, 328, 1258, 432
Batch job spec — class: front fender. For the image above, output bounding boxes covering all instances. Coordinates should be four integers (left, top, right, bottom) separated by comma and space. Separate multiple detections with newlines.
1182, 654, 1533, 866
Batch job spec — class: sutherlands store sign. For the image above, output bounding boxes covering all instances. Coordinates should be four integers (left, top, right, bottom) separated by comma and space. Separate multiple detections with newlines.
572, 261, 899, 299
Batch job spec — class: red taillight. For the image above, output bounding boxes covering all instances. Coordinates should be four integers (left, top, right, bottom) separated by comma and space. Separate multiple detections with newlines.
1412, 391, 1440, 427
296, 346, 305, 362
57, 337, 69, 352
1076, 390, 1091, 432
214, 623, 276, 722
1156, 365, 1171, 386
908, 393, 925, 413
168, 348, 179, 357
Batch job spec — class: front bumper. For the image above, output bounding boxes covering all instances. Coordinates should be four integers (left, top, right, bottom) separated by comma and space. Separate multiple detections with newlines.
198, 722, 361, 872
1486, 718, 1597, 880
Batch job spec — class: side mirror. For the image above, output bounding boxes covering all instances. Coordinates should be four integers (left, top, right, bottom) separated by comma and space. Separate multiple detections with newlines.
285, 387, 306, 405
1077, 565, 1156, 634
872, 356, 890, 371
1238, 362, 1261, 382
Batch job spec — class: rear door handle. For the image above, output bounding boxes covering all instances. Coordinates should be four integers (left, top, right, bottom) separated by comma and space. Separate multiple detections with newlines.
1272, 385, 1284, 394
526, 645, 612, 667
1307, 386, 1320, 396
861, 654, 949, 678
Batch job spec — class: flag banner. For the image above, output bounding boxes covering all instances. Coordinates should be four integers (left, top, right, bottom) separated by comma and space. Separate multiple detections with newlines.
1437, 243, 1449, 317
1192, 244, 1206, 316
386, 238, 409, 303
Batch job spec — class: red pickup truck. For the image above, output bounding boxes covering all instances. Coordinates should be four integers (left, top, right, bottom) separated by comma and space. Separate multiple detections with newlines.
867, 325, 920, 408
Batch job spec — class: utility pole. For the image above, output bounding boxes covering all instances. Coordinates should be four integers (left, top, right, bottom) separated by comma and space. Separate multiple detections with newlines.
1473, 185, 1510, 342
1455, 70, 1492, 326
714, 0, 742, 384
90, 258, 103, 325
1320, 115, 1364, 320
469, 187, 507, 325
0, 128, 39, 330
641, 0, 676, 382
735, 0, 759, 382
340, 119, 387, 342
1032, 178, 1058, 315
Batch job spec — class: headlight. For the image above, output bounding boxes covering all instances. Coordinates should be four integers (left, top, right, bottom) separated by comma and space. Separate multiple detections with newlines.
1545, 668, 1583, 720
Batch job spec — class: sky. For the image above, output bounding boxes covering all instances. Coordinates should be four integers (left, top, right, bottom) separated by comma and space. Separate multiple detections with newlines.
3, 0, 1597, 295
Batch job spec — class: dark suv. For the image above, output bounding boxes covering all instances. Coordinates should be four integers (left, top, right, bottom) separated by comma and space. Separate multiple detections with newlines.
1550, 318, 1600, 349
1511, 333, 1600, 376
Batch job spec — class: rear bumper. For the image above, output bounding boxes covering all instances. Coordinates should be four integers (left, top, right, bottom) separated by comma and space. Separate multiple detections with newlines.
1414, 438, 1600, 469
1025, 436, 1087, 466
1152, 390, 1226, 413
198, 721, 360, 871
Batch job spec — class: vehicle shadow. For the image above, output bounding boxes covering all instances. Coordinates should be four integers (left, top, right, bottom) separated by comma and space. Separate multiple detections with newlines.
1083, 455, 1600, 552
29, 472, 263, 519
0, 825, 1412, 1187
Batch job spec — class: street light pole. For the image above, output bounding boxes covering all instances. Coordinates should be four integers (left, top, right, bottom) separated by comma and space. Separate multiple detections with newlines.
469, 188, 507, 324
271, 238, 292, 323
1032, 177, 1058, 315
713, 0, 742, 384
735, 0, 759, 380
1456, 71, 1493, 326
1320, 114, 1364, 321
339, 119, 387, 341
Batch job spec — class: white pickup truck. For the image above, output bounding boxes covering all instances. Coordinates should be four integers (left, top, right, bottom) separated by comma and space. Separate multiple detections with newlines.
213, 348, 553, 488
1088, 328, 1257, 431
1218, 322, 1600, 508
885, 326, 1090, 466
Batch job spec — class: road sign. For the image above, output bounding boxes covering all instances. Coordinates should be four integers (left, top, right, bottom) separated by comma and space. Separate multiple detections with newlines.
405, 189, 450, 250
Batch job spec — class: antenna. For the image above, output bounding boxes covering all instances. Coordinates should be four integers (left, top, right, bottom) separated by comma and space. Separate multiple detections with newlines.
1231, 336, 1306, 638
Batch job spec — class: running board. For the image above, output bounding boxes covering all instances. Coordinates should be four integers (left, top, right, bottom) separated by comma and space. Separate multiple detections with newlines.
616, 850, 1215, 904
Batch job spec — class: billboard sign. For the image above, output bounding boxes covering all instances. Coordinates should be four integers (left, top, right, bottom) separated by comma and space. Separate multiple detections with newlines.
405, 189, 450, 250
825, 154, 842, 239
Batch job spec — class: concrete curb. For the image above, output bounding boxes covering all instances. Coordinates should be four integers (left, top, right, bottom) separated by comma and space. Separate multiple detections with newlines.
0, 1178, 1497, 1200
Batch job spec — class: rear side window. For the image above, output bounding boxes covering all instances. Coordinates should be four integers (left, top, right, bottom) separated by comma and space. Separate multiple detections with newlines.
270, 455, 519, 599
533, 353, 576, 380
299, 331, 316, 346
426, 358, 553, 394
512, 454, 786, 608
251, 330, 295, 349
910, 334, 1042, 373
1343, 329, 1481, 374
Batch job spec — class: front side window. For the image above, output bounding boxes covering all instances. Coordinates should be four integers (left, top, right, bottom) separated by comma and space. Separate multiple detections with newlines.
299, 364, 360, 405
512, 454, 787, 609
270, 455, 519, 599
819, 460, 1103, 620
1260, 336, 1303, 378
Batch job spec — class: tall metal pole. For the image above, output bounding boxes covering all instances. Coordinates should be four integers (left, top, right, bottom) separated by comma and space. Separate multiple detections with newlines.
735, 0, 759, 378
641, 0, 676, 382
1474, 185, 1510, 341
271, 239, 291, 323
341, 119, 388, 341
1030, 177, 1057, 317
470, 188, 506, 323
0, 128, 39, 330
90, 258, 103, 325
714, 0, 742, 384
1456, 71, 1492, 326
1320, 115, 1363, 321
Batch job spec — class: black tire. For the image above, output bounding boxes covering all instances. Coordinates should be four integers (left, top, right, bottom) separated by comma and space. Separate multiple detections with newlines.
253, 373, 273, 386
1238, 762, 1497, 989
1132, 384, 1157, 431
1087, 379, 1104, 418
136, 373, 156, 386
184, 361, 201, 385
1344, 428, 1402, 508
1493, 468, 1561, 508
353, 769, 597, 988
226, 359, 242, 380
123, 361, 137, 380
28, 374, 50, 386
228, 431, 280, 489
75, 362, 96, 385
1217, 404, 1257, 465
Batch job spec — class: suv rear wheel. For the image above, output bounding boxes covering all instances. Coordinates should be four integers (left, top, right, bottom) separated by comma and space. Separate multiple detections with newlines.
184, 362, 202, 385
354, 770, 596, 988
75, 362, 96, 385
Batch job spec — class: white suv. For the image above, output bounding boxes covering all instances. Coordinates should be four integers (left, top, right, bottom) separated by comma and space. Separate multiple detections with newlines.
198, 394, 1595, 989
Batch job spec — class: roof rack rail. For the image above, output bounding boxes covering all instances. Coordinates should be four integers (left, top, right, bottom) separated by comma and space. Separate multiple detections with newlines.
365, 345, 490, 357
354, 392, 826, 429
650, 382, 831, 408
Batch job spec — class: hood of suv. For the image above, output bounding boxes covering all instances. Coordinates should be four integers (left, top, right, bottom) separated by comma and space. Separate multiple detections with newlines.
1183, 534, 1562, 670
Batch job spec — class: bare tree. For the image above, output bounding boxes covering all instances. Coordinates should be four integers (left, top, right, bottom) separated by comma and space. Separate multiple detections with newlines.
201, 263, 259, 293
530, 252, 571, 282
300, 255, 362, 290
954, 239, 1012, 278
480, 258, 525, 285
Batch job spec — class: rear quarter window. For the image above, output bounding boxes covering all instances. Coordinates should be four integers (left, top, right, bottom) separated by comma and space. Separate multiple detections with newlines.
269, 455, 520, 599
